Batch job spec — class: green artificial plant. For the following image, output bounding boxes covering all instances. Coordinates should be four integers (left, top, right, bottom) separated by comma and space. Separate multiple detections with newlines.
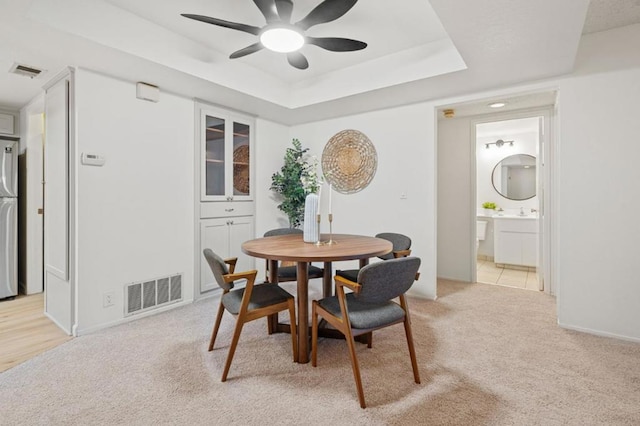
482, 202, 497, 210
270, 139, 320, 228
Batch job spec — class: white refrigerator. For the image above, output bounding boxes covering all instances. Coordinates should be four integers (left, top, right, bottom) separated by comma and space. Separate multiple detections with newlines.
1, 136, 18, 300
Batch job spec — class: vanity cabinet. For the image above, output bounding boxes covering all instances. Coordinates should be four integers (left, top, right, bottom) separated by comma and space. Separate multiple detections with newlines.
493, 218, 537, 267
196, 102, 256, 294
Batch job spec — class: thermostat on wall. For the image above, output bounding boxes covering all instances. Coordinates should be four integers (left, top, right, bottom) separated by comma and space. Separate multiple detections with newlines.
81, 153, 105, 166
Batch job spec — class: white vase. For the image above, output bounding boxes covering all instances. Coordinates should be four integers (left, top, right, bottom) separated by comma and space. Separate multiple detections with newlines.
303, 193, 319, 243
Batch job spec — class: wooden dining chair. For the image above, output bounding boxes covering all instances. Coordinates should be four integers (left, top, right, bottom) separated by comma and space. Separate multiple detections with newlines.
336, 232, 412, 282
263, 228, 324, 282
203, 248, 298, 381
311, 257, 422, 408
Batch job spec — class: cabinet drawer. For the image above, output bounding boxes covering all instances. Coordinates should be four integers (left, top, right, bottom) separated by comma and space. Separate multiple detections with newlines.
494, 218, 537, 233
200, 201, 254, 219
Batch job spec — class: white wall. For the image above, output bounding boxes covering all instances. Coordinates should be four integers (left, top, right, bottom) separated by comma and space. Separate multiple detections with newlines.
74, 69, 194, 334
254, 118, 292, 279
290, 104, 437, 299
435, 24, 640, 341
557, 66, 640, 341
437, 116, 472, 282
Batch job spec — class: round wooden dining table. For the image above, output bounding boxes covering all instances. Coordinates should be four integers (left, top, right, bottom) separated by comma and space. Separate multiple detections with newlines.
242, 233, 392, 363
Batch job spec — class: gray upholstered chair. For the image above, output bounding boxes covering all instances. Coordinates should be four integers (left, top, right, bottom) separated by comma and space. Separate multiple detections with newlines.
336, 232, 412, 282
311, 256, 421, 408
203, 248, 298, 381
263, 228, 324, 282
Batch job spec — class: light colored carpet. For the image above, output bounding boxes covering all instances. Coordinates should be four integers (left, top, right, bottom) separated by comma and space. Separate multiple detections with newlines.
1, 279, 639, 425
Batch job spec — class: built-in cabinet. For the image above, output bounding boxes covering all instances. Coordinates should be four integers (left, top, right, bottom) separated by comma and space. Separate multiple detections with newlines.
0, 112, 16, 135
196, 102, 255, 294
493, 217, 537, 267
200, 106, 253, 201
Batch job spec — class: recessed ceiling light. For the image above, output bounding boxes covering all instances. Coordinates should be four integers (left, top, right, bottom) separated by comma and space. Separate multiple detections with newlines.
260, 27, 305, 53
488, 102, 507, 108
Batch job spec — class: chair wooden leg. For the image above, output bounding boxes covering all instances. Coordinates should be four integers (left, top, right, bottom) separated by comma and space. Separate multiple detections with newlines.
366, 332, 373, 349
209, 300, 225, 352
287, 299, 299, 363
403, 315, 421, 384
221, 318, 245, 382
344, 329, 366, 408
311, 302, 318, 367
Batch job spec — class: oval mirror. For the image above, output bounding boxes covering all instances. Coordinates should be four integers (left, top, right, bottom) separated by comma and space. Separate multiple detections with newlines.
491, 154, 536, 200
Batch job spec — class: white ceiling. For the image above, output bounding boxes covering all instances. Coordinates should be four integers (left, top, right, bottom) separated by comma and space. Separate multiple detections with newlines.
1, 0, 639, 125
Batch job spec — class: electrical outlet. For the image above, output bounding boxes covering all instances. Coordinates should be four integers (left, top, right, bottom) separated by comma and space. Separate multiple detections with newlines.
103, 291, 115, 307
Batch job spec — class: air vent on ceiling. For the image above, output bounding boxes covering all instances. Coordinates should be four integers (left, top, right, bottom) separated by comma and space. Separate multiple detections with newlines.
9, 63, 44, 79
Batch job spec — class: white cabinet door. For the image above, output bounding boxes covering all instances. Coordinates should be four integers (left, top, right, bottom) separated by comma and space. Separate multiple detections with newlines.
200, 218, 230, 292
495, 232, 522, 265
200, 217, 255, 293
199, 105, 254, 202
227, 216, 255, 274
522, 233, 538, 267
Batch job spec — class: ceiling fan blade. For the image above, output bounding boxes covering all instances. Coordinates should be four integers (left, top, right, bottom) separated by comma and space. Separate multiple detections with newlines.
306, 37, 367, 52
230, 43, 264, 59
287, 52, 309, 70
253, 0, 280, 23
181, 14, 261, 36
275, 0, 293, 22
295, 0, 358, 31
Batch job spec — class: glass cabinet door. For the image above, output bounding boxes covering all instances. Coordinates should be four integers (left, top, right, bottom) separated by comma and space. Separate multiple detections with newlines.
200, 108, 253, 201
205, 115, 225, 197
232, 121, 250, 197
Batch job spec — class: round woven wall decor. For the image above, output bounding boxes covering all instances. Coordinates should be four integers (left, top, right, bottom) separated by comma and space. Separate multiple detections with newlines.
233, 144, 250, 194
321, 129, 377, 194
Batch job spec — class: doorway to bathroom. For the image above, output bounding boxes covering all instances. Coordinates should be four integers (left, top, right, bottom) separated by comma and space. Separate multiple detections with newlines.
475, 115, 544, 291
436, 90, 556, 296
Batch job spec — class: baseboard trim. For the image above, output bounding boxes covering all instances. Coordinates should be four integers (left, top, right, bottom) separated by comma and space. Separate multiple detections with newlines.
558, 321, 640, 344
75, 299, 194, 336
44, 311, 72, 336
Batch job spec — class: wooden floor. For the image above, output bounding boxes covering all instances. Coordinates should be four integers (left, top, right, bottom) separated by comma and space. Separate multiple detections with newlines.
0, 293, 72, 373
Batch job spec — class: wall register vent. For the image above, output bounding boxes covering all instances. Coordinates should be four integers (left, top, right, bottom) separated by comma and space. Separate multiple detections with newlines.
125, 273, 182, 316
9, 63, 44, 79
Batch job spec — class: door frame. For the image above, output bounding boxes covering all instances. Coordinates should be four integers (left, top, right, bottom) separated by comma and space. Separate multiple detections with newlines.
470, 105, 556, 294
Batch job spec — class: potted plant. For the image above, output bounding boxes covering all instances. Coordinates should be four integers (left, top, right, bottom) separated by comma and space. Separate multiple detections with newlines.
270, 139, 320, 228
482, 202, 497, 215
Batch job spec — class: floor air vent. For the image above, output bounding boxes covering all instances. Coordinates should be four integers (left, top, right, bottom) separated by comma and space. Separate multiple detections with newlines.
125, 273, 182, 316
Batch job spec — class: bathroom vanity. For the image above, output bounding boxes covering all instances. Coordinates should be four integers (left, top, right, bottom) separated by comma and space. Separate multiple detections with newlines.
493, 215, 537, 267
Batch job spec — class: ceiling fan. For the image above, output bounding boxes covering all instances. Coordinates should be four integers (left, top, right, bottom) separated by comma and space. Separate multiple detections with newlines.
181, 0, 367, 70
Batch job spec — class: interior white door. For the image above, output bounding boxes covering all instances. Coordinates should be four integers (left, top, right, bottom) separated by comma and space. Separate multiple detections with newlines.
44, 77, 72, 334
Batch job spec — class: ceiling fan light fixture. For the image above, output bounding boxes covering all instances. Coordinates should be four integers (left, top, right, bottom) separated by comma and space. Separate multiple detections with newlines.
260, 27, 304, 53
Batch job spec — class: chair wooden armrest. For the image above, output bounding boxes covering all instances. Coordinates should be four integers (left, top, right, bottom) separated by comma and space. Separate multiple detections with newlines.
224, 257, 238, 274
393, 249, 412, 258
334, 274, 362, 294
223, 269, 258, 284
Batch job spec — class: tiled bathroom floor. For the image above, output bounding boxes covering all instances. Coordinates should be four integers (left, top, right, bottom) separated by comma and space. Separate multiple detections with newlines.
477, 258, 540, 291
